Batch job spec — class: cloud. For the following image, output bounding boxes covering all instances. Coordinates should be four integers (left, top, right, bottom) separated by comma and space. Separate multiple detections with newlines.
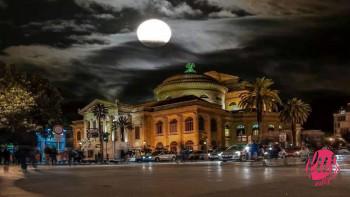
0, 0, 6, 8
23, 20, 95, 33
75, 0, 203, 18
201, 0, 350, 15
93, 13, 115, 19
208, 10, 237, 18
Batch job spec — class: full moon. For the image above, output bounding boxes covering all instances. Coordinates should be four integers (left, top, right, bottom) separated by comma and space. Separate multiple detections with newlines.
137, 19, 172, 47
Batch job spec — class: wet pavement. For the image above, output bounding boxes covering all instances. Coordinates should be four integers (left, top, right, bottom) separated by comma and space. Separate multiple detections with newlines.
1, 162, 350, 197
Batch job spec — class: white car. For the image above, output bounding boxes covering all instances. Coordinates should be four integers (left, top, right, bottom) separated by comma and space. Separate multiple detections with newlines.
152, 152, 177, 162
219, 145, 246, 161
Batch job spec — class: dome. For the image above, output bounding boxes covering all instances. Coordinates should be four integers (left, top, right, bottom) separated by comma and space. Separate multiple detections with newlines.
154, 73, 228, 107
161, 73, 220, 86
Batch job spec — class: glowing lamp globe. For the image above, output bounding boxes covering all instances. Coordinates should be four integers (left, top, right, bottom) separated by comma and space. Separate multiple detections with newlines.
137, 19, 172, 47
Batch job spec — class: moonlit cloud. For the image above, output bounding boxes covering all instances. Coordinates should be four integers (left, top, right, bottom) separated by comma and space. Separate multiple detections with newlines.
202, 0, 350, 15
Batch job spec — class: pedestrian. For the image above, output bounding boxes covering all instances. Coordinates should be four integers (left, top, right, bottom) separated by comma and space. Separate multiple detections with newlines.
251, 141, 259, 161
18, 146, 28, 172
50, 148, 57, 165
2, 146, 11, 172
68, 149, 73, 166
44, 146, 51, 165
0, 146, 4, 165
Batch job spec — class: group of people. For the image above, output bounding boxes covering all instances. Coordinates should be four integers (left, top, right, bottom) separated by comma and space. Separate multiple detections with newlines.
44, 147, 84, 165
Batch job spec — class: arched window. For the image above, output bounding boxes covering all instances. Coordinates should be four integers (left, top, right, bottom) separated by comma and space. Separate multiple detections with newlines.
236, 124, 246, 142
77, 130, 81, 141
210, 119, 217, 132
224, 125, 231, 147
252, 124, 259, 136
185, 140, 194, 150
170, 119, 177, 134
198, 116, 205, 131
185, 117, 193, 132
225, 125, 230, 137
156, 121, 163, 135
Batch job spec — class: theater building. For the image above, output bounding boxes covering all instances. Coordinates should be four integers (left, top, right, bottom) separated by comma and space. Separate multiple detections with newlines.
72, 65, 288, 159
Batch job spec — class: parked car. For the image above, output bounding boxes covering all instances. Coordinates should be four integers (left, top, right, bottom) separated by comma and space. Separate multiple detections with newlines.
264, 144, 283, 159
208, 149, 223, 161
187, 150, 207, 160
219, 144, 246, 161
148, 151, 177, 162
141, 153, 154, 162
285, 148, 302, 157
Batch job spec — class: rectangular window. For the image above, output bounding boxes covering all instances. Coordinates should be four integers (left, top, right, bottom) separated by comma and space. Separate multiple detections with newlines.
170, 121, 177, 134
135, 126, 140, 140
338, 116, 346, 121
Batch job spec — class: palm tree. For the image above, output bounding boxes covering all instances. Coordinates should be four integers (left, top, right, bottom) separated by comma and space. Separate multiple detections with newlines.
239, 77, 282, 140
113, 116, 132, 142
280, 98, 311, 147
91, 103, 108, 162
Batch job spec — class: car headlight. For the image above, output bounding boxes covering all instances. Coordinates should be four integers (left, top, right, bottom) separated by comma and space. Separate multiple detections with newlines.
235, 151, 241, 156
269, 147, 272, 150
218, 152, 223, 156
264, 152, 268, 155
142, 156, 145, 159
208, 153, 211, 156
245, 146, 250, 151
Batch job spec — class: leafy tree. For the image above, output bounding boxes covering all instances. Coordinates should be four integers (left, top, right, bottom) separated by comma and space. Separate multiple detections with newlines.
239, 77, 281, 140
0, 85, 36, 131
91, 103, 108, 162
280, 98, 311, 147
113, 116, 132, 142
0, 64, 63, 144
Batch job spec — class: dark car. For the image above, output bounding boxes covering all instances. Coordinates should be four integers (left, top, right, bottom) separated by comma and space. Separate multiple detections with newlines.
187, 150, 207, 160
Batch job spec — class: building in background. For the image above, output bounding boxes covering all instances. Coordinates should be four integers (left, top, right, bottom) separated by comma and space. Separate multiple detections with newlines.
71, 120, 84, 149
333, 104, 350, 141
73, 65, 291, 159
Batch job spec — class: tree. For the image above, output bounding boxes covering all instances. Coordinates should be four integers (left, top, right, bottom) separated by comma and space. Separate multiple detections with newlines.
0, 64, 63, 145
113, 116, 132, 142
280, 98, 311, 147
239, 77, 281, 140
0, 85, 36, 131
91, 103, 108, 162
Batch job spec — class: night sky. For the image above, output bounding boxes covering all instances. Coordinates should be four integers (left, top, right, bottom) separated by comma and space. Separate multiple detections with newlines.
1, 0, 350, 132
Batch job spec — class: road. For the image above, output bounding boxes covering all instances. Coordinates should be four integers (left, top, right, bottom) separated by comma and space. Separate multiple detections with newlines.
1, 162, 350, 197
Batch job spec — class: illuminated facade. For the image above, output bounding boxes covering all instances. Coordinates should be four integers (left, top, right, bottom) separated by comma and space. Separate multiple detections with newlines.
73, 65, 288, 159
333, 103, 350, 138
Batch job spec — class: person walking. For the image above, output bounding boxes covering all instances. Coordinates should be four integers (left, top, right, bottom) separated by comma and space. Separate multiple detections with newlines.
18, 146, 28, 172
3, 146, 11, 173
50, 148, 57, 165
251, 141, 259, 161
0, 146, 4, 165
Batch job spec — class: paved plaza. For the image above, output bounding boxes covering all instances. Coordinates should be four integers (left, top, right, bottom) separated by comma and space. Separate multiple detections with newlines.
1, 162, 350, 197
